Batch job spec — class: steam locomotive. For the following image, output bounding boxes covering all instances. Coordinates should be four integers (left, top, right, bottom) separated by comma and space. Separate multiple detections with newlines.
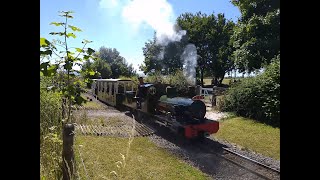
91, 79, 219, 139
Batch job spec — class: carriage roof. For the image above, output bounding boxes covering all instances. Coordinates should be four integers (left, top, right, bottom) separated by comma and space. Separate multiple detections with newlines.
92, 79, 133, 82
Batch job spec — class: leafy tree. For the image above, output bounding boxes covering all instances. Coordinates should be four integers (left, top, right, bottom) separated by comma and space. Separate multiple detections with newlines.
231, 0, 280, 73
141, 29, 189, 75
40, 11, 96, 122
177, 12, 210, 86
162, 34, 188, 74
205, 14, 235, 86
93, 46, 136, 78
177, 12, 235, 86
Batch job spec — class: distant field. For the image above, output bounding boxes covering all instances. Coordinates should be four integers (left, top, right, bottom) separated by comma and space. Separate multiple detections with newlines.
203, 78, 232, 85
75, 136, 211, 180
213, 116, 280, 160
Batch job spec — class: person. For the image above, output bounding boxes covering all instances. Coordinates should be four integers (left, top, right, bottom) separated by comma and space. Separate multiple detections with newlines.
135, 77, 145, 108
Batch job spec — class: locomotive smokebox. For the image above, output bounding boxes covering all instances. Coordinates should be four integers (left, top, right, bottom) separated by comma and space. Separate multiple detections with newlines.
187, 100, 206, 119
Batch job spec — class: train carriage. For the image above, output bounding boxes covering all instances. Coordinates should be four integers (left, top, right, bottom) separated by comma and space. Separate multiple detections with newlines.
92, 79, 135, 107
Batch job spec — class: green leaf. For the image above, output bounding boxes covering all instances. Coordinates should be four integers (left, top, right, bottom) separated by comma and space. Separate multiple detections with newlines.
59, 14, 74, 19
68, 25, 82, 32
40, 62, 49, 70
50, 22, 65, 26
83, 55, 90, 60
75, 48, 83, 53
87, 48, 95, 55
40, 62, 54, 76
67, 33, 76, 38
40, 38, 50, 47
47, 64, 58, 76
49, 32, 65, 36
40, 50, 52, 56
89, 70, 95, 76
67, 51, 75, 56
63, 62, 73, 70
82, 39, 92, 44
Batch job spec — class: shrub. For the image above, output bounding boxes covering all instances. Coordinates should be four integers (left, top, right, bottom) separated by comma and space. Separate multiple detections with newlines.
40, 79, 63, 179
219, 55, 280, 127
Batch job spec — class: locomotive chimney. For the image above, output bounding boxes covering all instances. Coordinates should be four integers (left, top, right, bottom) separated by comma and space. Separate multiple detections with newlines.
196, 85, 201, 96
188, 86, 196, 98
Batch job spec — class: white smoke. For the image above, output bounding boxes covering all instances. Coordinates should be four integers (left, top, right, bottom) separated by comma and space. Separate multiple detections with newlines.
100, 0, 198, 84
122, 0, 186, 46
181, 44, 198, 86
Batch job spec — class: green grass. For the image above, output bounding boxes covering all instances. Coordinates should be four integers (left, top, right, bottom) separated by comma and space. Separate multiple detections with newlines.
75, 136, 211, 180
213, 116, 280, 160
81, 99, 105, 110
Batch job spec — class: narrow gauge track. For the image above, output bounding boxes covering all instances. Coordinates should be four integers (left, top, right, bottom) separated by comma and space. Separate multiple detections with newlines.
196, 140, 280, 180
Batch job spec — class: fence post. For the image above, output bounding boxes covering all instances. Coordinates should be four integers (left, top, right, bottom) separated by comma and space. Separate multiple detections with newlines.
62, 123, 75, 180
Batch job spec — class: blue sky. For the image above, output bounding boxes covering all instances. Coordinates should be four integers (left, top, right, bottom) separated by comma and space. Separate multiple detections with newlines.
40, 0, 240, 73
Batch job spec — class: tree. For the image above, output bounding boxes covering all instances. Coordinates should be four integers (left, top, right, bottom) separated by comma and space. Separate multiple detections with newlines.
162, 32, 188, 74
141, 31, 187, 75
40, 11, 96, 122
93, 46, 136, 78
177, 12, 235, 86
231, 0, 280, 73
141, 34, 163, 74
208, 14, 235, 86
177, 12, 210, 86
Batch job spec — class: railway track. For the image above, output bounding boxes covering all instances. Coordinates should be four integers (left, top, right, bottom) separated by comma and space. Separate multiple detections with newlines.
197, 141, 280, 180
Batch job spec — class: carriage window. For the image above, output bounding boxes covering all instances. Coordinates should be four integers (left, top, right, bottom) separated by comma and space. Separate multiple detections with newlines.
111, 83, 114, 95
118, 83, 124, 94
125, 82, 132, 91
133, 82, 138, 91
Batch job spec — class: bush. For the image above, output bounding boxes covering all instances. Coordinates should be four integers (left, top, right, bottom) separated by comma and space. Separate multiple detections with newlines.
40, 79, 63, 179
219, 56, 280, 127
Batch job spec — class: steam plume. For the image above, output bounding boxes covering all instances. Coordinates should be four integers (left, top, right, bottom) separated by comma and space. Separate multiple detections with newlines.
181, 44, 197, 85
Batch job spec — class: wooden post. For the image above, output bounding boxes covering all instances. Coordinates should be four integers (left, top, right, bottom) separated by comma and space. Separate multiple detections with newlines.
62, 123, 75, 180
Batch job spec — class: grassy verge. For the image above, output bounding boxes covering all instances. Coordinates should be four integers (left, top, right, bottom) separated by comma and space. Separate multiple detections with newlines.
75, 136, 211, 180
213, 116, 280, 160
77, 94, 105, 110
82, 100, 105, 110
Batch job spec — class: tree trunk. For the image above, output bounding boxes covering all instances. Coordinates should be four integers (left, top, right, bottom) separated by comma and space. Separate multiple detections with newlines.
200, 68, 204, 86
218, 73, 225, 86
62, 123, 75, 180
